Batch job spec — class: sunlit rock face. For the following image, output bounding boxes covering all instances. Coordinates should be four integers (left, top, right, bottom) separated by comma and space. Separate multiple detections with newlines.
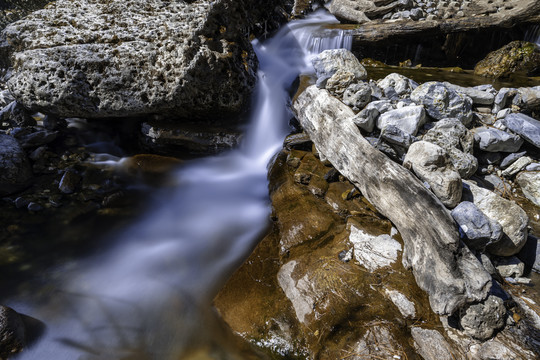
1, 0, 292, 120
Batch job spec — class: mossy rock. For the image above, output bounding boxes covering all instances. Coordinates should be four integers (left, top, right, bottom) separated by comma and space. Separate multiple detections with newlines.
474, 41, 540, 79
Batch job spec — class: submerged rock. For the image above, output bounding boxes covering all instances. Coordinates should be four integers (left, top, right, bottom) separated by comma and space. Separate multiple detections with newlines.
2, 0, 291, 119
411, 327, 457, 360
348, 222, 402, 272
0, 305, 26, 359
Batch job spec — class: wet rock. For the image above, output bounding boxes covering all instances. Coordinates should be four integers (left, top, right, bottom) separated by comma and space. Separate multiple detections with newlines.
0, 305, 25, 359
460, 295, 506, 340
451, 201, 502, 250
12, 128, 58, 148
27, 202, 43, 212
474, 41, 540, 79
443, 82, 495, 105
384, 289, 416, 318
411, 327, 456, 360
283, 132, 312, 151
343, 324, 406, 360
411, 81, 473, 126
463, 181, 528, 257
404, 141, 462, 208
0, 134, 32, 196
140, 120, 240, 156
348, 221, 402, 272
501, 112, 540, 149
342, 82, 371, 110
472, 127, 523, 153
516, 171, 540, 207
2, 0, 290, 119
58, 170, 81, 194
494, 256, 524, 278
0, 102, 36, 127
376, 105, 426, 136
422, 118, 477, 178
501, 156, 532, 177
311, 49, 367, 89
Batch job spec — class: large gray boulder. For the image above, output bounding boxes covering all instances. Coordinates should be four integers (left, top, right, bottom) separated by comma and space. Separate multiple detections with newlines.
463, 180, 529, 256
0, 134, 32, 196
501, 113, 540, 149
422, 118, 477, 178
2, 0, 291, 119
411, 327, 457, 360
294, 85, 491, 317
411, 82, 473, 126
403, 141, 462, 208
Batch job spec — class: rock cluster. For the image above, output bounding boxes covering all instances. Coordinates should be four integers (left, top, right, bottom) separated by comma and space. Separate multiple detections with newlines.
287, 48, 540, 347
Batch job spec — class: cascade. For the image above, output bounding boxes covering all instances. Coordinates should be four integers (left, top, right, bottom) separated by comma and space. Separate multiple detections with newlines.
8, 10, 352, 360
525, 24, 540, 46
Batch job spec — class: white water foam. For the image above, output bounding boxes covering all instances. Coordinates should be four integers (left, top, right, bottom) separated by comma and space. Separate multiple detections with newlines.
9, 10, 351, 360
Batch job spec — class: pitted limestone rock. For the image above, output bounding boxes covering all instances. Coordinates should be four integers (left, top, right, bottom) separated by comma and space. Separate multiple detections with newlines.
2, 0, 290, 119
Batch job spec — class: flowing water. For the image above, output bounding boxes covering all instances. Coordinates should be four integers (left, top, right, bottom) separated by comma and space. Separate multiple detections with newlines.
525, 24, 540, 46
7, 10, 352, 360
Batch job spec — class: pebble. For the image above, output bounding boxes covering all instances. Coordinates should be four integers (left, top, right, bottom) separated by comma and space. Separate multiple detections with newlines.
27, 202, 43, 212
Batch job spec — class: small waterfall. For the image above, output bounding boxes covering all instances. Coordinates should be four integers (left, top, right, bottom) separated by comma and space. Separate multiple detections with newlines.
8, 10, 352, 360
525, 24, 540, 46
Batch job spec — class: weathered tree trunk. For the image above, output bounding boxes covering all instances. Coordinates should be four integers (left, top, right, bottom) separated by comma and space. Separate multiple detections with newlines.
293, 85, 491, 315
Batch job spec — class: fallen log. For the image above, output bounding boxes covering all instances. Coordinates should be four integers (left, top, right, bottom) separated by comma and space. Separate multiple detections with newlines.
293, 85, 492, 315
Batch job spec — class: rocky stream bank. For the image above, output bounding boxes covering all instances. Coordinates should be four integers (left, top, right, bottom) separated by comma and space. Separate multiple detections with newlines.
0, 1, 540, 359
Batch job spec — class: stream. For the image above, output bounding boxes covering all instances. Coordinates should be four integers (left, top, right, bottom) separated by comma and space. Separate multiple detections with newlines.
7, 10, 352, 360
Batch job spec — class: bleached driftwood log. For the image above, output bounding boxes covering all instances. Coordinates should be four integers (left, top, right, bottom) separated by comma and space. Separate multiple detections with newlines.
293, 85, 492, 315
